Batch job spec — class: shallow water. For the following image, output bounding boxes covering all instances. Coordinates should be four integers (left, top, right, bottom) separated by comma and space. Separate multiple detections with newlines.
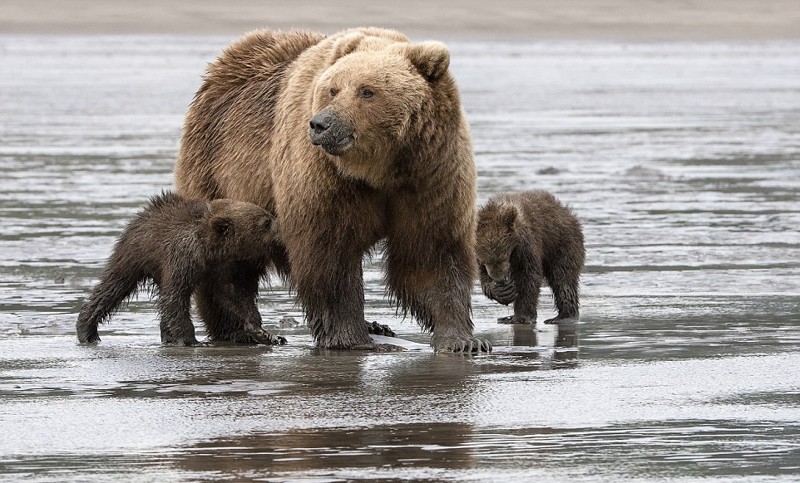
1, 37, 799, 481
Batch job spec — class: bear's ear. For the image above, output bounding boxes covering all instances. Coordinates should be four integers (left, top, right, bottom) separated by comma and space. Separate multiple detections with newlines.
269, 216, 281, 237
406, 41, 450, 82
500, 204, 518, 230
211, 216, 232, 238
328, 32, 365, 64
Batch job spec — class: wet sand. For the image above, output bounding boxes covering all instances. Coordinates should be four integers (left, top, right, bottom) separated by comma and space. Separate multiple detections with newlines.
2, 36, 799, 480
2, 2, 800, 481
2, 0, 800, 40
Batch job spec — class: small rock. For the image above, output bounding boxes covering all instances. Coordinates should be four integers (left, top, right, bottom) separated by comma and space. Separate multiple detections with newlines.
279, 316, 302, 329
536, 167, 561, 175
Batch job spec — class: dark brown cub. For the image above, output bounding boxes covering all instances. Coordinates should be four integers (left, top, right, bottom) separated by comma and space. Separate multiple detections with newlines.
476, 190, 585, 325
76, 191, 285, 345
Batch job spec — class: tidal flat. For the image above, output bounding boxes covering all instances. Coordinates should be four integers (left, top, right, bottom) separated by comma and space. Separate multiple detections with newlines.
1, 37, 799, 481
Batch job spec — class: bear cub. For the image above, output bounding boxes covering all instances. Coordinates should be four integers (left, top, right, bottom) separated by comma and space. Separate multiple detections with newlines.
476, 190, 585, 325
76, 191, 286, 346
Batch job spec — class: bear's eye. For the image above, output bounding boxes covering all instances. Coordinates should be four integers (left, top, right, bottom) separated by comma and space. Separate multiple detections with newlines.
330, 88, 339, 97
359, 89, 374, 99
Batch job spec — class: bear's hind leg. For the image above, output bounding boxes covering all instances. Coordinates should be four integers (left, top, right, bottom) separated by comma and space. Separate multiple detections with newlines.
544, 271, 580, 324
76, 270, 142, 343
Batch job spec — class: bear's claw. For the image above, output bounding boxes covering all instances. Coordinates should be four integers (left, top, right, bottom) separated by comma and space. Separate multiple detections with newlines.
224, 329, 287, 345
490, 280, 518, 305
252, 330, 287, 345
433, 335, 492, 353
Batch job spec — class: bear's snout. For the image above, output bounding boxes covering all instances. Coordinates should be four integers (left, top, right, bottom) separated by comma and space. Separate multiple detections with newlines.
309, 109, 354, 156
486, 263, 511, 282
309, 111, 334, 136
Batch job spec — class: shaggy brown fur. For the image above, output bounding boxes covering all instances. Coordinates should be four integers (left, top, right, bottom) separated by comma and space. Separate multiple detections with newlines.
76, 191, 285, 346
175, 28, 489, 352
477, 190, 585, 325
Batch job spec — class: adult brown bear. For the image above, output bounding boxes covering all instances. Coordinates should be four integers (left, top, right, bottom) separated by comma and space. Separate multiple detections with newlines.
175, 27, 490, 352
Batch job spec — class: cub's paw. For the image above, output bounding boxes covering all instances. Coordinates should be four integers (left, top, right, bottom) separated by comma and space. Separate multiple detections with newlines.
543, 315, 578, 325
432, 335, 492, 353
490, 281, 518, 306
252, 329, 287, 345
231, 329, 287, 345
365, 320, 396, 338
77, 334, 101, 344
497, 315, 533, 325
162, 335, 203, 346
76, 325, 101, 344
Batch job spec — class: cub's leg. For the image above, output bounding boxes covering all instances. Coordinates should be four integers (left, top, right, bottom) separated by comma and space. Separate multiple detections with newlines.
157, 271, 200, 346
508, 268, 541, 325
76, 268, 143, 343
196, 262, 286, 345
544, 268, 580, 324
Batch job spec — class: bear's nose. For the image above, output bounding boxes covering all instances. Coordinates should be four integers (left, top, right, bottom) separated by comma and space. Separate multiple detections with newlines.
309, 112, 333, 135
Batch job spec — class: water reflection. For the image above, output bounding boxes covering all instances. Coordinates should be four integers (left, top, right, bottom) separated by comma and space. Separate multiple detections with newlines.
553, 321, 578, 363
176, 423, 477, 478
511, 323, 538, 347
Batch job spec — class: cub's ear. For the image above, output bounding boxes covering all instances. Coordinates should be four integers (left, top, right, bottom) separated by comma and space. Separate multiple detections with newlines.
406, 41, 450, 82
500, 204, 518, 229
269, 216, 281, 237
211, 216, 232, 237
328, 32, 365, 64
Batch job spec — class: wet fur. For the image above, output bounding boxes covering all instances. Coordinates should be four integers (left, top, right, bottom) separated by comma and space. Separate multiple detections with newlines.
175, 28, 488, 352
76, 191, 284, 345
477, 190, 585, 324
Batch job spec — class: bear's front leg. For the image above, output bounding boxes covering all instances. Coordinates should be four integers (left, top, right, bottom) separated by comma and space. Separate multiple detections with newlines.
195, 262, 286, 345
386, 191, 491, 353
386, 238, 491, 353
508, 267, 542, 325
278, 181, 384, 350
294, 251, 372, 349
157, 277, 200, 346
427, 278, 492, 353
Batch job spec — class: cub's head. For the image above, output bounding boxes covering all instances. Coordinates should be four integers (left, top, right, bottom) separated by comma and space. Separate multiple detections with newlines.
476, 201, 519, 282
207, 199, 279, 261
308, 31, 451, 164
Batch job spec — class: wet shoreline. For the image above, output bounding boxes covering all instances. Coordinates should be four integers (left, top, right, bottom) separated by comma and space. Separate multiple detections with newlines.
1, 36, 799, 480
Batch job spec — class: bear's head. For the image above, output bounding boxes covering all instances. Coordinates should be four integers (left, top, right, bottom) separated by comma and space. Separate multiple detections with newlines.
308, 31, 451, 179
207, 199, 279, 262
476, 202, 519, 282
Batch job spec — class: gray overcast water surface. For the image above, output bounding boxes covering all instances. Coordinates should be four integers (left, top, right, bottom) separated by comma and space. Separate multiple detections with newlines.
1, 37, 799, 481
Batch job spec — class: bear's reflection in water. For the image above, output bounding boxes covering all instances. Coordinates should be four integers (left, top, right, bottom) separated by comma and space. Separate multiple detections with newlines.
168, 323, 576, 478
492, 319, 579, 367
553, 321, 579, 363
174, 423, 478, 477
